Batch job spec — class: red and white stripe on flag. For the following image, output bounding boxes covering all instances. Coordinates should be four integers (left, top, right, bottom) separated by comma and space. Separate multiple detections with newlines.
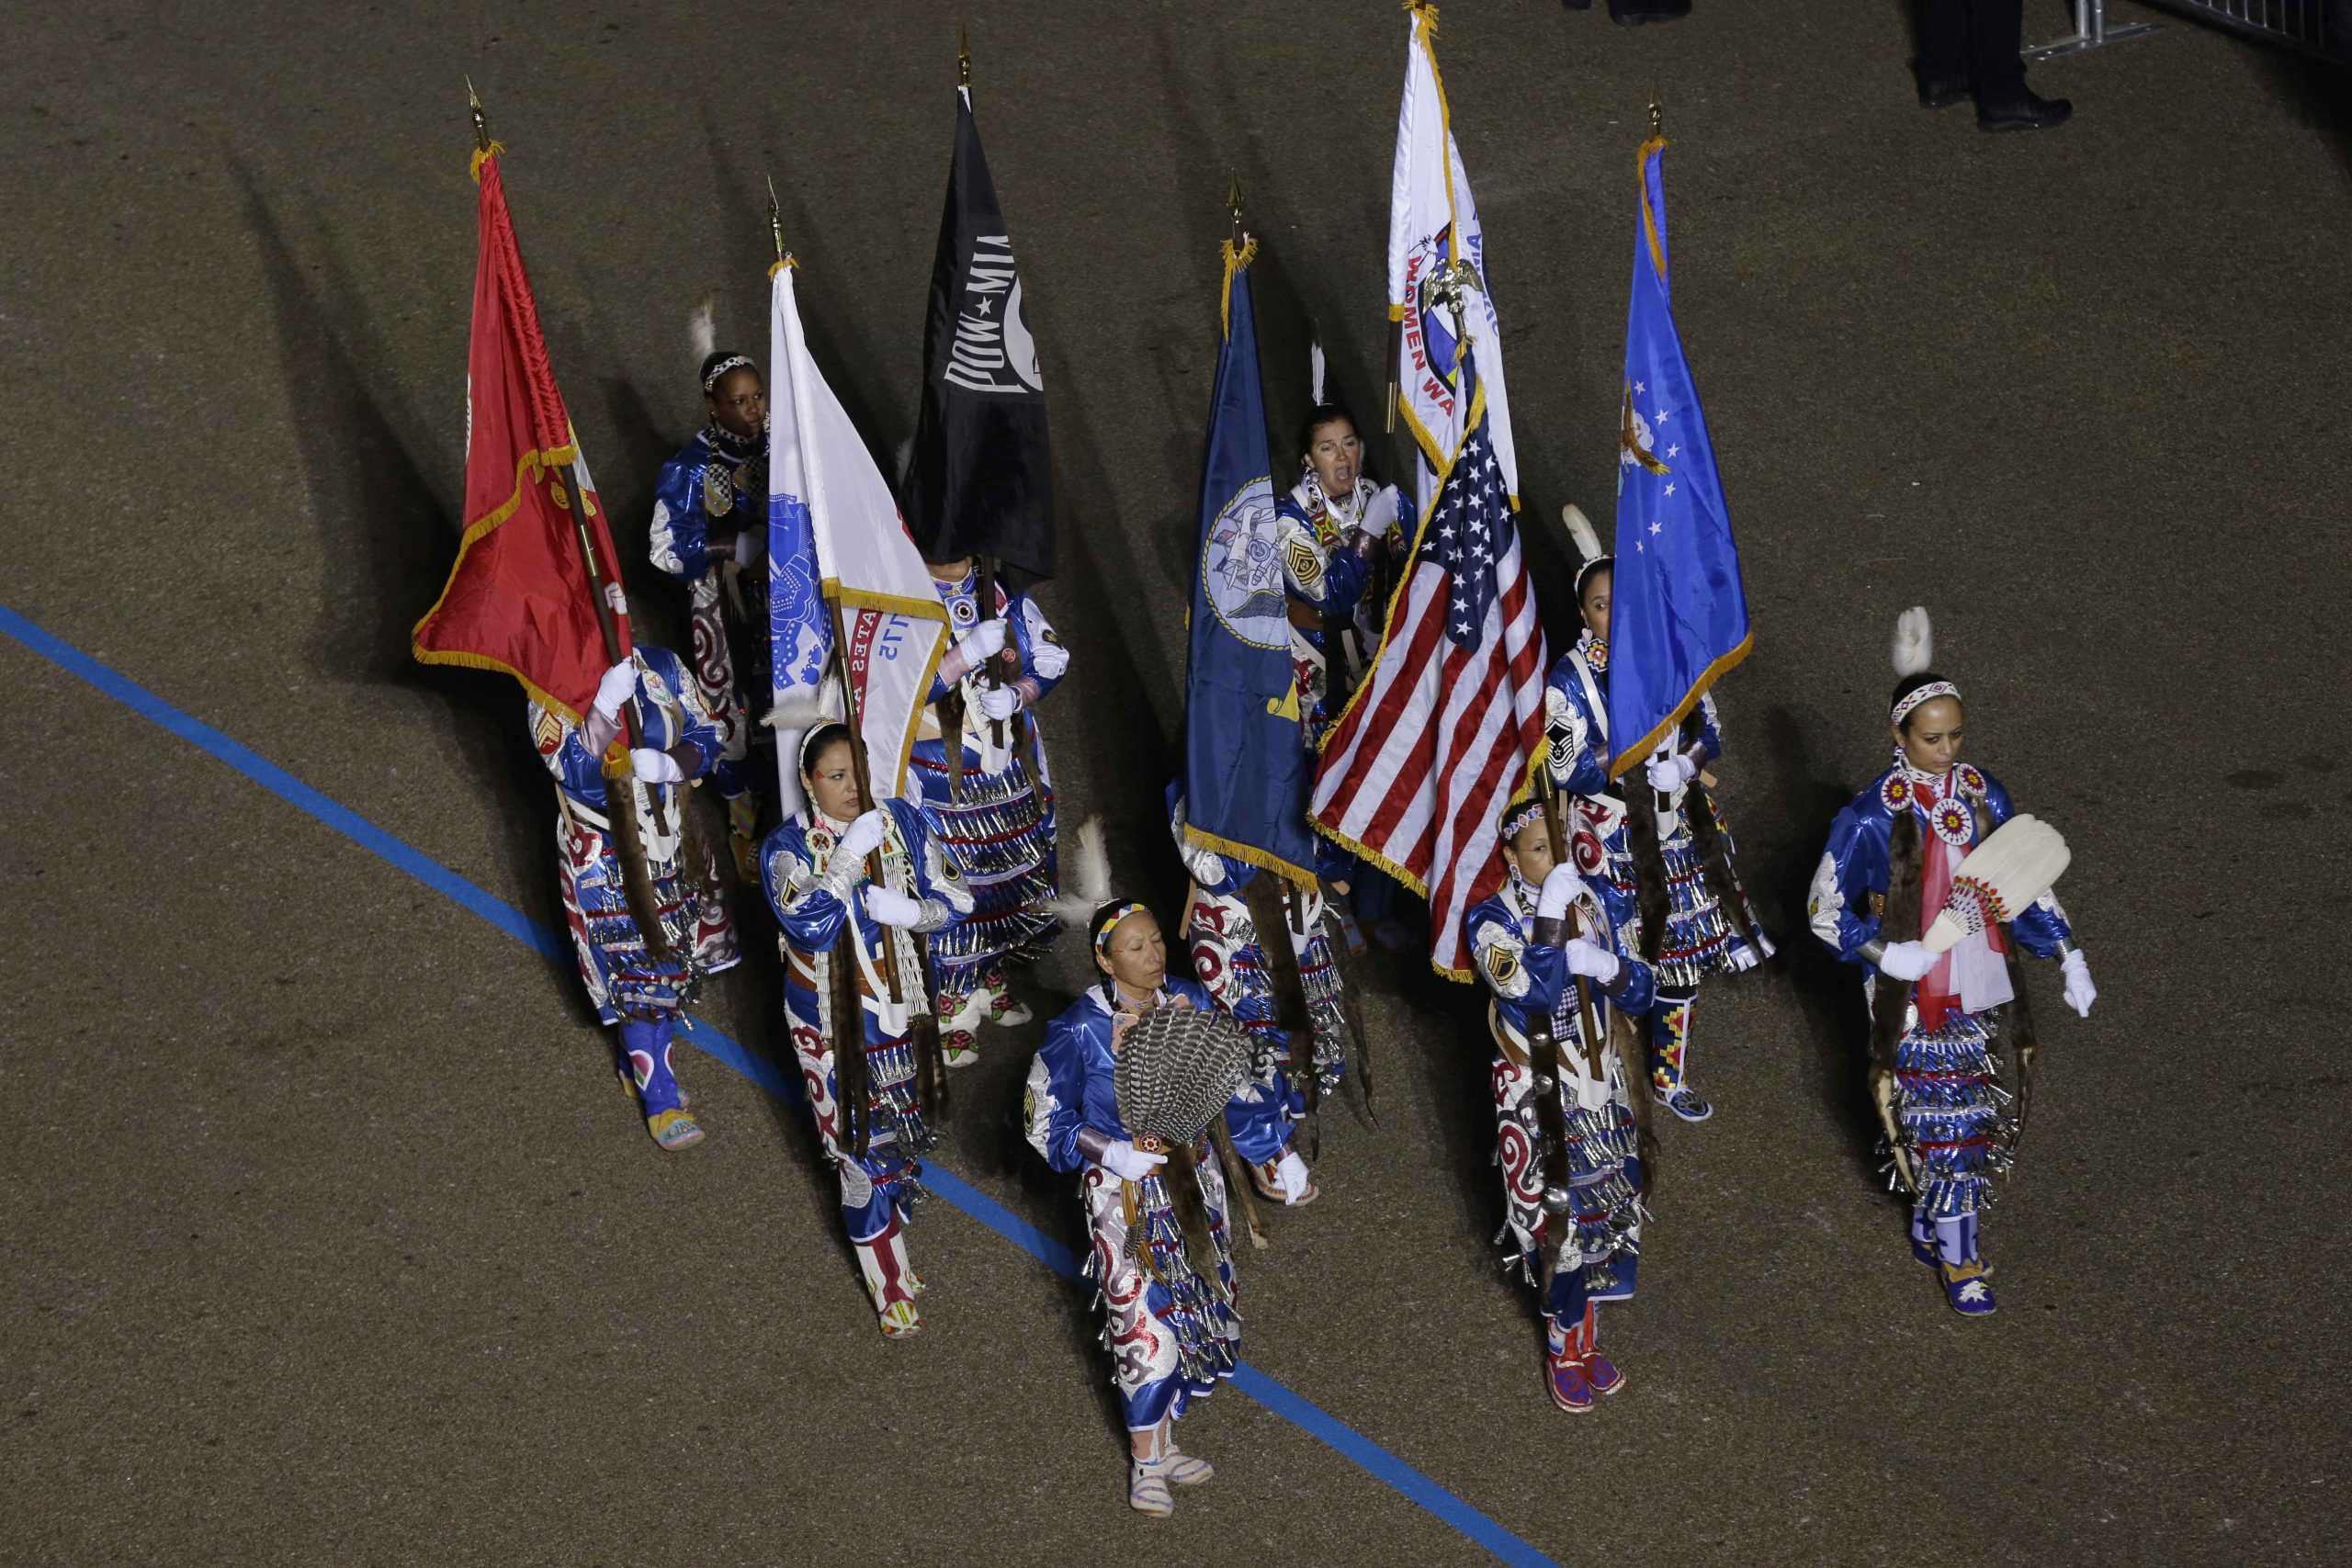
1311, 397, 1545, 981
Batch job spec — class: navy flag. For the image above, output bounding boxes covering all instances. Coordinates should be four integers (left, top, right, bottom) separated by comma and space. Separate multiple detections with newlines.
901, 84, 1054, 588
1605, 133, 1752, 778
1182, 239, 1318, 888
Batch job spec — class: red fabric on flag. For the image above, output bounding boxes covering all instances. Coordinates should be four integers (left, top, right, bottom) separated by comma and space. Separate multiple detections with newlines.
1311, 392, 1545, 981
412, 152, 629, 719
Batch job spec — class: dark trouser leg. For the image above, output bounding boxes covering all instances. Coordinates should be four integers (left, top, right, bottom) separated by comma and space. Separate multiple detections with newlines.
1917, 0, 1970, 83
1967, 0, 2029, 103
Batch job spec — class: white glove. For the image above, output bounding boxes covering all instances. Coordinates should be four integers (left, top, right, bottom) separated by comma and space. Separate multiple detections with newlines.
1101, 1139, 1167, 1183
732, 527, 763, 567
1274, 1150, 1310, 1205
862, 885, 925, 929
965, 618, 1009, 661
835, 807, 890, 863
593, 660, 637, 721
1535, 863, 1584, 921
628, 748, 684, 784
977, 684, 1022, 721
1645, 752, 1698, 793
1563, 938, 1621, 984
1878, 940, 1935, 982
2061, 951, 2097, 1018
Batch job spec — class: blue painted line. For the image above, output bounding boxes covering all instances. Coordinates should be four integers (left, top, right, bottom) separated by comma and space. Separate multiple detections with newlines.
1, 602, 1559, 1568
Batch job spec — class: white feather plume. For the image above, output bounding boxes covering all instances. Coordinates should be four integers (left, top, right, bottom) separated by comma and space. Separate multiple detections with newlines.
689, 299, 717, 367
1047, 818, 1113, 927
763, 672, 843, 735
1891, 606, 1935, 679
1561, 502, 1604, 565
1309, 339, 1328, 406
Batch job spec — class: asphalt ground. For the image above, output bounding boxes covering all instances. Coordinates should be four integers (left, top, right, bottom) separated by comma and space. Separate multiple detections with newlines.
4, 3, 2348, 1563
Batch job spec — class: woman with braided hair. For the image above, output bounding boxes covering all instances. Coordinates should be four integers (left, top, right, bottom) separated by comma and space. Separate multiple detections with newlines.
1544, 507, 1770, 1123
1808, 608, 2098, 1316
1466, 796, 1657, 1414
759, 723, 973, 1339
649, 309, 770, 874
1023, 895, 1251, 1517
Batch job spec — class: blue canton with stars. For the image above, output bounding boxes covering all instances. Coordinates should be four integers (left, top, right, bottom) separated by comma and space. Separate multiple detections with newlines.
1419, 406, 1513, 650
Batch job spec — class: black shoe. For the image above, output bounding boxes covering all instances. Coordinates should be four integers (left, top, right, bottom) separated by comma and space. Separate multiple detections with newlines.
1978, 91, 2073, 132
1917, 75, 1971, 110
1609, 0, 1690, 23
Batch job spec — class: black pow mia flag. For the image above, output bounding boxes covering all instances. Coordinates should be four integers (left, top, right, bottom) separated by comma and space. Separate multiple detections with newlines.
900, 86, 1055, 588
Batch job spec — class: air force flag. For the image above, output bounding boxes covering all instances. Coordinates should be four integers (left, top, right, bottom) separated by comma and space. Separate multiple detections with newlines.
1182, 240, 1318, 888
1605, 135, 1752, 779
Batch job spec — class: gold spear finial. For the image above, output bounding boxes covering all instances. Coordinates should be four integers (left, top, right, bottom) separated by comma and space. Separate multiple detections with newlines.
1227, 173, 1245, 246
958, 23, 971, 86
467, 76, 490, 152
1648, 87, 1662, 139
765, 175, 791, 268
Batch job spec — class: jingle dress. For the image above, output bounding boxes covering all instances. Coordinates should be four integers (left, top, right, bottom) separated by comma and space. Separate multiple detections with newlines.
1544, 632, 1770, 1100
911, 567, 1069, 1051
1025, 979, 1243, 1434
1465, 868, 1656, 1335
1170, 791, 1342, 1168
1808, 761, 2075, 1267
649, 423, 766, 813
760, 796, 972, 1324
530, 647, 740, 1121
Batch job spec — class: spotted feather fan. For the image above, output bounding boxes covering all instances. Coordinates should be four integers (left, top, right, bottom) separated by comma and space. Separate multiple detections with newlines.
1114, 1005, 1254, 1152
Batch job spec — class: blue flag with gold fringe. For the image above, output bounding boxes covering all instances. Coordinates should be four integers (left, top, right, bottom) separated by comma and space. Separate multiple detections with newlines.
1606, 134, 1752, 779
1182, 240, 1317, 887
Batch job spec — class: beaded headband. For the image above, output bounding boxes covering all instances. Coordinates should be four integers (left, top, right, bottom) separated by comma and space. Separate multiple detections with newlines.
1575, 553, 1613, 598
701, 354, 756, 394
1091, 899, 1151, 956
1498, 795, 1545, 844
1890, 681, 1962, 728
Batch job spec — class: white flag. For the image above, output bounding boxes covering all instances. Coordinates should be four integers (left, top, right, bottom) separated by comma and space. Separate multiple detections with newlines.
1387, 2, 1518, 521
768, 261, 951, 814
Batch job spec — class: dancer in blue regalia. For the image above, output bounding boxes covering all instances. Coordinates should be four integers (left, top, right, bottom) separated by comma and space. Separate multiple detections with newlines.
1466, 796, 1657, 1413
1170, 791, 1326, 1209
760, 722, 973, 1339
1808, 609, 2098, 1316
910, 555, 1069, 1067
1025, 893, 1253, 1516
1278, 400, 1408, 925
649, 310, 770, 874
531, 649, 741, 1151
1544, 507, 1770, 1123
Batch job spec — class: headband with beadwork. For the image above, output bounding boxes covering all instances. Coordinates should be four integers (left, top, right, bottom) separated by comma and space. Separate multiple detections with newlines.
1890, 680, 1962, 728
1498, 795, 1545, 844
701, 354, 755, 393
1091, 899, 1151, 956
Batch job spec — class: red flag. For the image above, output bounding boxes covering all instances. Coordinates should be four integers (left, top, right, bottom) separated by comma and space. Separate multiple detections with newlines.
412, 149, 629, 719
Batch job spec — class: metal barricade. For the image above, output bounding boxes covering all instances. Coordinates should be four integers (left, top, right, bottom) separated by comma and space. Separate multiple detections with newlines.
2143, 0, 2346, 59
2024, 1, 2163, 60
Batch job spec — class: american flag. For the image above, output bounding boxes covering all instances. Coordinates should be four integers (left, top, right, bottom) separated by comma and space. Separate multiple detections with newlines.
1311, 391, 1546, 978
